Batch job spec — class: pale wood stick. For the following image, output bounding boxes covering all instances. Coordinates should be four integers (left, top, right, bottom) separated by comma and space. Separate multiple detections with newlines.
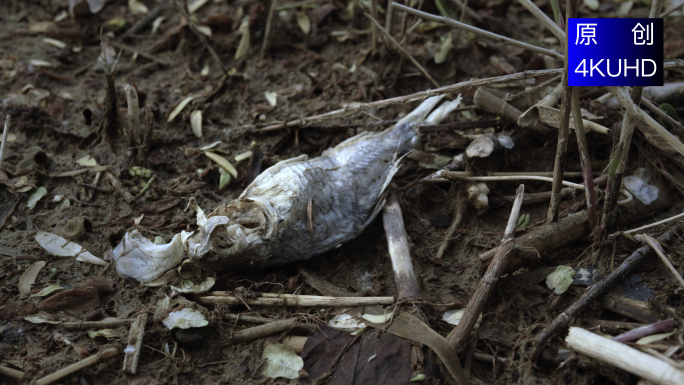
441, 173, 584, 189
612, 318, 676, 343
281, 336, 308, 354
170, 0, 228, 75
223, 313, 317, 331
62, 318, 135, 330
0, 364, 23, 379
474, 87, 552, 137
257, 68, 563, 132
383, 192, 421, 299
635, 234, 684, 289
197, 293, 395, 306
0, 115, 9, 172
35, 346, 120, 385
447, 185, 524, 350
624, 212, 684, 235
364, 12, 440, 89
641, 98, 684, 132
259, 0, 277, 63
662, 2, 684, 17
436, 189, 466, 259
566, 327, 684, 385
123, 314, 147, 374
392, 3, 563, 60
515, 0, 565, 40
222, 318, 298, 345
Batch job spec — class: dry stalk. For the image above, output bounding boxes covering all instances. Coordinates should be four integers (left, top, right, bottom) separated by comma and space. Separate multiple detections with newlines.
662, 2, 684, 16
532, 224, 682, 360
364, 11, 440, 89
515, 0, 565, 40
473, 87, 552, 138
259, 0, 277, 63
170, 0, 229, 75
447, 185, 525, 351
0, 365, 23, 379
441, 172, 584, 189
566, 327, 684, 385
383, 191, 421, 299
0, 115, 9, 172
122, 314, 147, 374
257, 68, 563, 132
221, 318, 298, 345
635, 234, 684, 289
196, 292, 395, 306
612, 318, 676, 343
641, 98, 684, 132
547, 0, 575, 223
393, 3, 563, 60
35, 346, 120, 385
436, 188, 466, 259
62, 318, 135, 330
449, 0, 483, 23
623, 212, 684, 235
571, 87, 597, 232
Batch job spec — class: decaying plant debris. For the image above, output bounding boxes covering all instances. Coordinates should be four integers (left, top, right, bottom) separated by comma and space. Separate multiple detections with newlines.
2, 0, 684, 384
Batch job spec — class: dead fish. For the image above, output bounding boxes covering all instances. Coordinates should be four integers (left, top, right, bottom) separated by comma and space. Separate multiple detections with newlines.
187, 95, 462, 272
110, 95, 462, 281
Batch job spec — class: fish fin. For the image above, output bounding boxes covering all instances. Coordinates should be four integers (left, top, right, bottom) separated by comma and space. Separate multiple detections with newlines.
398, 95, 446, 125
423, 94, 463, 125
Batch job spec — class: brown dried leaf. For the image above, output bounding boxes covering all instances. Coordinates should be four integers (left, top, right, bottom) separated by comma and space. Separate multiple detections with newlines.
36, 289, 100, 313
19, 261, 46, 296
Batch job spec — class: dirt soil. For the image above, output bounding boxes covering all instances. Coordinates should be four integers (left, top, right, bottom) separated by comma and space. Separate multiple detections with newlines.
1, 0, 684, 384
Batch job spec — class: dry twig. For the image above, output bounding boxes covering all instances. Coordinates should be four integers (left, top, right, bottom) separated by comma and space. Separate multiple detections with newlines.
170, 0, 229, 75
196, 292, 395, 306
392, 3, 563, 60
36, 346, 120, 385
383, 191, 421, 300
532, 224, 682, 360
0, 115, 9, 172
364, 12, 440, 89
447, 185, 525, 350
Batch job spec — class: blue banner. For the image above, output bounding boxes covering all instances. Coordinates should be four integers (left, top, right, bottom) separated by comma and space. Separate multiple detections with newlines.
568, 18, 663, 87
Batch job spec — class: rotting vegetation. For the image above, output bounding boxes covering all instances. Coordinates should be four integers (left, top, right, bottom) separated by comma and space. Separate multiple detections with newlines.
1, 0, 684, 384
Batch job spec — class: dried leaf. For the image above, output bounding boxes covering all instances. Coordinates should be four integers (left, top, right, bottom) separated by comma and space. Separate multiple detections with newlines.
88, 329, 125, 339
43, 38, 67, 49
19, 261, 46, 296
171, 277, 215, 293
204, 151, 238, 178
188, 0, 209, 14
262, 343, 303, 379
24, 312, 60, 324
76, 155, 98, 167
583, 0, 599, 11
234, 151, 253, 162
30, 285, 64, 298
190, 110, 203, 138
235, 20, 250, 60
328, 314, 366, 332
264, 91, 278, 107
162, 308, 208, 329
546, 266, 576, 294
636, 331, 675, 345
128, 0, 148, 14
361, 313, 393, 324
197, 25, 212, 37
27, 186, 47, 210
297, 12, 311, 34
168, 96, 195, 122
151, 16, 164, 33
76, 251, 107, 266
434, 33, 453, 64
35, 232, 83, 257
36, 288, 99, 313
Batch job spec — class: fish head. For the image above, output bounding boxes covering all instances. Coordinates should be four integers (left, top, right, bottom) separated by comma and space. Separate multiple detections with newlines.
188, 197, 280, 271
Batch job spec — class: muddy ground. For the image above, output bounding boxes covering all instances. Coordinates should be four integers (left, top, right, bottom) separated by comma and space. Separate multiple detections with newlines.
1, 0, 684, 384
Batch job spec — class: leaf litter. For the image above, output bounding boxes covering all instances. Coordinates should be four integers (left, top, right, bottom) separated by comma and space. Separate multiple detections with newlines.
1, 1, 684, 384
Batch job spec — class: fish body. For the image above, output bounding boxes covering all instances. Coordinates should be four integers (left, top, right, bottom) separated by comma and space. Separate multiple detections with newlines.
188, 95, 462, 272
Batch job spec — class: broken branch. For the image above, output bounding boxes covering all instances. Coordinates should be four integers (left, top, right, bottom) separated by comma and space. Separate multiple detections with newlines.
196, 293, 395, 306
447, 185, 524, 351
392, 3, 563, 60
383, 192, 421, 299
532, 224, 682, 360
